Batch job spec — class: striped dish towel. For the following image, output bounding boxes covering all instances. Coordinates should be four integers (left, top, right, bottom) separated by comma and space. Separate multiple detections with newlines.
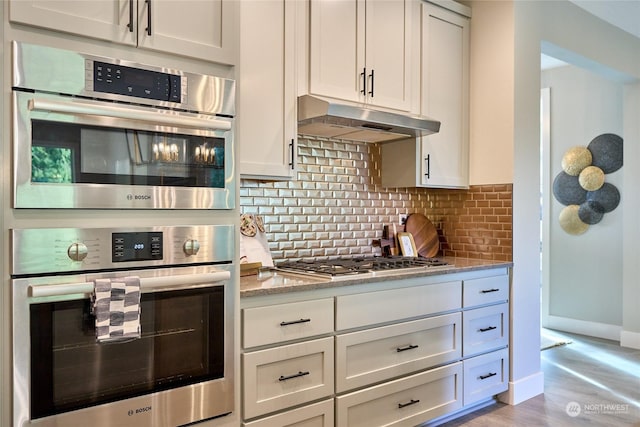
93, 277, 141, 343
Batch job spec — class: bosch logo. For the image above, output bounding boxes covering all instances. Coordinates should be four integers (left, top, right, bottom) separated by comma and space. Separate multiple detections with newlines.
127, 194, 151, 200
128, 406, 152, 416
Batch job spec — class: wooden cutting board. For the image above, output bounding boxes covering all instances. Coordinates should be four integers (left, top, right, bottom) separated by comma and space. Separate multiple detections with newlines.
404, 213, 439, 258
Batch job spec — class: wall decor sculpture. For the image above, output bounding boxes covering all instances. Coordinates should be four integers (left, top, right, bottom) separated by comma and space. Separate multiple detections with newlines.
552, 133, 623, 235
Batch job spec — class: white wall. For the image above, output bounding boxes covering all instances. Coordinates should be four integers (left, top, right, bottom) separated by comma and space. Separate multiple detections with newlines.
469, 0, 640, 405
542, 65, 624, 331
518, 0, 640, 346
622, 82, 640, 348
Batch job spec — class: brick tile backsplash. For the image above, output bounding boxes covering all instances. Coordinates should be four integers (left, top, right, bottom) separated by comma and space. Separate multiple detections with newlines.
240, 136, 512, 262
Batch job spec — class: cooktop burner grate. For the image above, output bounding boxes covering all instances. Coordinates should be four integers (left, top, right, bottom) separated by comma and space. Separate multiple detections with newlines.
275, 256, 449, 277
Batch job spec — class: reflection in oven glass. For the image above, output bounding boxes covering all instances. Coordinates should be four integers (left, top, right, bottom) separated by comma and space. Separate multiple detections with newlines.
29, 287, 224, 419
30, 120, 227, 189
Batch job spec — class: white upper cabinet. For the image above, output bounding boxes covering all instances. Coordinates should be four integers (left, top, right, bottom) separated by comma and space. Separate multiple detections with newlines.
9, 0, 237, 64
381, 1, 470, 189
419, 1, 470, 188
308, 0, 416, 112
238, 0, 297, 179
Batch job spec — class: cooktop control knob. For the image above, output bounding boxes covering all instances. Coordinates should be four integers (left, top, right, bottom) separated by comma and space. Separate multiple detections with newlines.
67, 242, 88, 262
183, 239, 200, 256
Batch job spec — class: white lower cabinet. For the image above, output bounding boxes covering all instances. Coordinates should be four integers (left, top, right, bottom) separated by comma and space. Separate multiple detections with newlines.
243, 298, 334, 349
243, 337, 334, 419
241, 268, 511, 426
243, 399, 334, 427
463, 348, 509, 406
335, 313, 461, 392
335, 363, 463, 427
336, 281, 462, 331
462, 303, 509, 357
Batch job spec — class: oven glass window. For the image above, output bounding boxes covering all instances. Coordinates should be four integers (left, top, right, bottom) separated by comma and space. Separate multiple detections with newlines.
29, 286, 225, 419
31, 120, 226, 188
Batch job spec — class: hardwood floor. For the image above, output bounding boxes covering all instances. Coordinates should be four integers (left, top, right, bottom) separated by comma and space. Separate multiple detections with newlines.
442, 331, 640, 426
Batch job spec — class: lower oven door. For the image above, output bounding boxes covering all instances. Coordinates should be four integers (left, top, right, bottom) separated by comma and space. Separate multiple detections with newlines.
13, 266, 234, 427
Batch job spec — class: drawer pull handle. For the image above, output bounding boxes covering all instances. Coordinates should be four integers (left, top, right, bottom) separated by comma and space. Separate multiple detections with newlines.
481, 288, 500, 293
280, 318, 311, 326
479, 326, 497, 332
398, 399, 420, 409
479, 372, 497, 380
279, 371, 310, 382
396, 344, 419, 353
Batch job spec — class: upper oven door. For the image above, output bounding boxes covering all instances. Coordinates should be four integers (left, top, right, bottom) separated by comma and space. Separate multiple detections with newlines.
13, 91, 235, 209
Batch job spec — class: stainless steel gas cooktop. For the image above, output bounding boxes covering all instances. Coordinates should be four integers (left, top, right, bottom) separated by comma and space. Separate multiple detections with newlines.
274, 256, 450, 281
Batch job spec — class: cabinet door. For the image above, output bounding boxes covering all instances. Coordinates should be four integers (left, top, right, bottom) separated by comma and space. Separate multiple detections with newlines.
420, 3, 470, 188
309, 0, 365, 104
364, 0, 414, 112
336, 281, 462, 331
463, 274, 509, 308
9, 0, 136, 45
335, 362, 462, 427
243, 399, 334, 427
463, 303, 509, 357
243, 337, 334, 419
336, 313, 461, 392
239, 0, 297, 179
138, 0, 237, 64
463, 348, 509, 406
242, 298, 334, 349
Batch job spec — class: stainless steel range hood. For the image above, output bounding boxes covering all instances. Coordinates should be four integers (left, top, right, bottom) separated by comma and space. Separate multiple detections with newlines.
297, 95, 440, 143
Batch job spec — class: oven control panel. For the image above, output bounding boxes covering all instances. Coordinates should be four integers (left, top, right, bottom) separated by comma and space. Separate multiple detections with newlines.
112, 232, 163, 263
10, 225, 234, 276
90, 60, 183, 103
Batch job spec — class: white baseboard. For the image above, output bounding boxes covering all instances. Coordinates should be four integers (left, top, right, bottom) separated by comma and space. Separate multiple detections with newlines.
545, 315, 621, 341
620, 330, 640, 349
497, 371, 544, 405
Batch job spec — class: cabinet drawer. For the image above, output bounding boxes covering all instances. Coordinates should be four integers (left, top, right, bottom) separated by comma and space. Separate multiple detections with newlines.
243, 399, 334, 427
243, 298, 334, 348
336, 362, 463, 427
462, 303, 509, 357
336, 313, 461, 392
243, 337, 334, 419
336, 281, 461, 331
463, 275, 509, 308
463, 348, 509, 406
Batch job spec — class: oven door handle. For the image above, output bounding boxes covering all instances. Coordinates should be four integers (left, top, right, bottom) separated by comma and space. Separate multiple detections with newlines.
28, 98, 232, 131
29, 270, 231, 298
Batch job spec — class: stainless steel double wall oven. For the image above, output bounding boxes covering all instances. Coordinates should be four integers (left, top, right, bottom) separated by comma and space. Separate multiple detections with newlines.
12, 41, 236, 209
10, 42, 238, 426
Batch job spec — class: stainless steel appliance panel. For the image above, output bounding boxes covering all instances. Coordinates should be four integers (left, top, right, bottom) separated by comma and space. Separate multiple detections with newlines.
12, 225, 235, 427
12, 225, 234, 276
12, 42, 236, 209
13, 41, 235, 115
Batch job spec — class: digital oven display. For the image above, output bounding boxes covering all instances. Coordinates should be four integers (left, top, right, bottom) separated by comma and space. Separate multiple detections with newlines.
112, 232, 163, 262
93, 60, 181, 103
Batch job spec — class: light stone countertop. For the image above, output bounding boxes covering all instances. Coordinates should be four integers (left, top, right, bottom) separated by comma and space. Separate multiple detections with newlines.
240, 257, 513, 298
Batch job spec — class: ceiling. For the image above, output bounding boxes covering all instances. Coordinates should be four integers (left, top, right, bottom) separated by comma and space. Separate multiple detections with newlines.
542, 1, 640, 70
569, 0, 640, 39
